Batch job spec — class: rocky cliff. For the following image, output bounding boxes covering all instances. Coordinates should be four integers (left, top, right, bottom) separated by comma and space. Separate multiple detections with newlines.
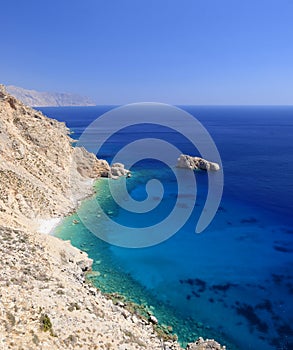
6, 85, 96, 107
0, 84, 109, 231
0, 85, 225, 350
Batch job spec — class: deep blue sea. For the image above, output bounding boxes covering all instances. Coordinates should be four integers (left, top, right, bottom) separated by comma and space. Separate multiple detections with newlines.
40, 105, 293, 350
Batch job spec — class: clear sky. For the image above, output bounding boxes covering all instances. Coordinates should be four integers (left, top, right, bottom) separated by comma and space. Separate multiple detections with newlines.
1, 0, 292, 104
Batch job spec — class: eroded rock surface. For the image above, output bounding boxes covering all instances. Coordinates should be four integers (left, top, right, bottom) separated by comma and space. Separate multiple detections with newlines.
177, 154, 220, 171
110, 162, 131, 179
0, 84, 110, 231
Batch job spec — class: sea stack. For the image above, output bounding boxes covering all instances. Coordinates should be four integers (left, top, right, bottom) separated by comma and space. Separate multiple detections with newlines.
177, 154, 220, 171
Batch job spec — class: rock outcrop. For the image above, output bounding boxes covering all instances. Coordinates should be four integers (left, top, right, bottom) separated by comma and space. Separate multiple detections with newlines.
0, 84, 109, 232
110, 162, 131, 179
6, 85, 96, 107
177, 154, 220, 171
186, 337, 225, 350
0, 84, 225, 350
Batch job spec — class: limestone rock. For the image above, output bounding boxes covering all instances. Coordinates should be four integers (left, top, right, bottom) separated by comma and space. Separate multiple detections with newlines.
149, 315, 158, 324
177, 154, 220, 171
186, 337, 226, 350
73, 146, 110, 178
0, 84, 110, 231
110, 162, 131, 179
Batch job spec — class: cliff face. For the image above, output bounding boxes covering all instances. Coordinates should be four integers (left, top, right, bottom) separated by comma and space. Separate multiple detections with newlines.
0, 84, 109, 231
6, 85, 96, 107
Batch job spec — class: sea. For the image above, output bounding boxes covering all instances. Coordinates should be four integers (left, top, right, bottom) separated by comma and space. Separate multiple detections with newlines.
39, 105, 293, 350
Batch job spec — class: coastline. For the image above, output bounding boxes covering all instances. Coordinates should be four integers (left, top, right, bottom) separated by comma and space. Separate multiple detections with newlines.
0, 85, 226, 350
54, 177, 231, 349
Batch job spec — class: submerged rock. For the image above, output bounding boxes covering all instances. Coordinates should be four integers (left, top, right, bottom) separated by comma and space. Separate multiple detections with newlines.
177, 154, 220, 171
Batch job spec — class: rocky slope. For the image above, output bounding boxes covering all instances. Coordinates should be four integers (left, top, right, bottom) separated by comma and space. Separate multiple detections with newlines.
0, 85, 225, 350
0, 84, 109, 231
6, 85, 95, 107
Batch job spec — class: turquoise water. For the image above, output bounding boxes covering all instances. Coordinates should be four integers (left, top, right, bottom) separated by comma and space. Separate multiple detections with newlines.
54, 177, 236, 347
55, 172, 292, 350
43, 105, 293, 350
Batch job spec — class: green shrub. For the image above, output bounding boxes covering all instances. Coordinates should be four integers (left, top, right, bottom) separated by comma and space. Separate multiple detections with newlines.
40, 314, 53, 333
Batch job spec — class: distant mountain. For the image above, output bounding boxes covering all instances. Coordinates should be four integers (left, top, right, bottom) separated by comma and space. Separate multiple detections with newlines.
6, 85, 96, 107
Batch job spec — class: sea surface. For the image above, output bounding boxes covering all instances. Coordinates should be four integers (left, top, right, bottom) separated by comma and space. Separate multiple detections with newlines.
40, 105, 293, 350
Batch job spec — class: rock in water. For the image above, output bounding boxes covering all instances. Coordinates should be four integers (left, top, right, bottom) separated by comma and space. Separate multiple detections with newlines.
177, 154, 220, 171
186, 337, 226, 349
110, 163, 131, 179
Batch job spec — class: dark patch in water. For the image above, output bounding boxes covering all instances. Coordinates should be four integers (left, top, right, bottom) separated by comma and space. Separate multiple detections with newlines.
217, 206, 226, 212
208, 298, 214, 303
274, 245, 292, 253
271, 334, 293, 350
186, 295, 191, 300
241, 217, 258, 223
272, 315, 281, 321
272, 273, 284, 284
191, 291, 200, 298
277, 323, 293, 338
255, 299, 273, 313
179, 278, 206, 292
210, 283, 237, 292
282, 228, 293, 234
236, 303, 268, 333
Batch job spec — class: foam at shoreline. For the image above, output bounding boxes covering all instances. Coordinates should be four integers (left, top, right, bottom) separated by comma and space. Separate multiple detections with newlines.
36, 218, 63, 235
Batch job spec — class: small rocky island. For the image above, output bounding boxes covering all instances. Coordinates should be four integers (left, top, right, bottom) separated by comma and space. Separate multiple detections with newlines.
177, 154, 220, 171
0, 84, 225, 350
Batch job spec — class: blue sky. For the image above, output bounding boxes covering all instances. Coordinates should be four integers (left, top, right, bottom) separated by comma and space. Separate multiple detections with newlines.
1, 0, 292, 104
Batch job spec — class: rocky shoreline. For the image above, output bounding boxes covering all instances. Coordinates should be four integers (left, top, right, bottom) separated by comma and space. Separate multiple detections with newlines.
0, 85, 225, 349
